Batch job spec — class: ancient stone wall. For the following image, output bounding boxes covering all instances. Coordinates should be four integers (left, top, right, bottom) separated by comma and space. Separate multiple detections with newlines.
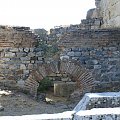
0, 26, 44, 89
100, 0, 120, 28
59, 29, 120, 92
24, 60, 94, 97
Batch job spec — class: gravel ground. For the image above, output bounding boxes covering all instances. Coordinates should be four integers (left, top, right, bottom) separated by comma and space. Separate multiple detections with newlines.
0, 90, 76, 116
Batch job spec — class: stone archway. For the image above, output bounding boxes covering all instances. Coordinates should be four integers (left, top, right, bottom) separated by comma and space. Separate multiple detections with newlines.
24, 60, 95, 98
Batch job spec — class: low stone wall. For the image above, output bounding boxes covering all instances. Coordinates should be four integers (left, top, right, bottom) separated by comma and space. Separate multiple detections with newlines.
75, 108, 120, 120
0, 108, 120, 120
74, 92, 120, 111
74, 92, 120, 120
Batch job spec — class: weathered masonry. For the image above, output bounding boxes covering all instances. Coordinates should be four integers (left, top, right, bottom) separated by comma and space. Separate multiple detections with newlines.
0, 26, 44, 89
59, 28, 120, 92
24, 60, 94, 97
0, 26, 94, 97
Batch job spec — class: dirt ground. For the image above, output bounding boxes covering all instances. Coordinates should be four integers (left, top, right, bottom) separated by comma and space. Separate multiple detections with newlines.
0, 90, 77, 116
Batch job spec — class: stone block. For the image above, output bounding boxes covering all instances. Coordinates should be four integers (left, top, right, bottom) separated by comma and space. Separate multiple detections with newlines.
9, 65, 18, 70
72, 57, 79, 61
20, 64, 26, 70
28, 52, 35, 57
19, 48, 23, 52
30, 56, 38, 61
82, 51, 90, 56
74, 52, 82, 57
5, 52, 15, 57
30, 48, 34, 52
20, 57, 30, 61
36, 52, 42, 57
8, 58, 21, 64
94, 65, 101, 69
17, 80, 25, 88
71, 47, 79, 51
67, 51, 75, 57
60, 55, 69, 61
1, 58, 10, 61
22, 61, 30, 64
109, 47, 117, 51
54, 82, 77, 97
16, 52, 27, 57
7, 76, 16, 80
35, 61, 43, 64
0, 48, 3, 52
0, 106, 4, 112
33, 47, 42, 52
31, 60, 35, 63
28, 64, 33, 69
23, 70, 29, 75
9, 48, 19, 52
38, 57, 44, 61
24, 48, 29, 52
0, 64, 9, 69
16, 70, 24, 75
4, 48, 10, 52
85, 60, 98, 65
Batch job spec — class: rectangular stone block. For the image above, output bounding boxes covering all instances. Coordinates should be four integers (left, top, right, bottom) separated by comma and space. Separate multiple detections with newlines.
28, 64, 33, 69
36, 52, 42, 57
5, 52, 15, 57
24, 48, 30, 52
20, 64, 26, 70
54, 82, 77, 97
21, 57, 30, 61
9, 48, 19, 52
16, 52, 27, 57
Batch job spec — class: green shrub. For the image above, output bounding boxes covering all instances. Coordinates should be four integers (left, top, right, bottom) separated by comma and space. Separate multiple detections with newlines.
37, 77, 53, 92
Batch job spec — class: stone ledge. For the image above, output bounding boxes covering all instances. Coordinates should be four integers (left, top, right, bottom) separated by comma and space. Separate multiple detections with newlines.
75, 108, 120, 120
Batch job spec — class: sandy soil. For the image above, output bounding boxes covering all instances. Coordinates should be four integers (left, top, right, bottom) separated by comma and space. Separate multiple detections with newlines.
0, 90, 76, 116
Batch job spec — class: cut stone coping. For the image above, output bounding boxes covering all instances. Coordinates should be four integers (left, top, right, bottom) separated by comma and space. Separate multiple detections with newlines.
75, 107, 120, 116
0, 111, 75, 120
86, 92, 120, 98
74, 92, 120, 112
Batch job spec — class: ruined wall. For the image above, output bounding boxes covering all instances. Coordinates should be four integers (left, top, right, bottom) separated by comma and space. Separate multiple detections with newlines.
24, 60, 94, 97
0, 26, 44, 89
100, 0, 120, 28
59, 29, 120, 92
